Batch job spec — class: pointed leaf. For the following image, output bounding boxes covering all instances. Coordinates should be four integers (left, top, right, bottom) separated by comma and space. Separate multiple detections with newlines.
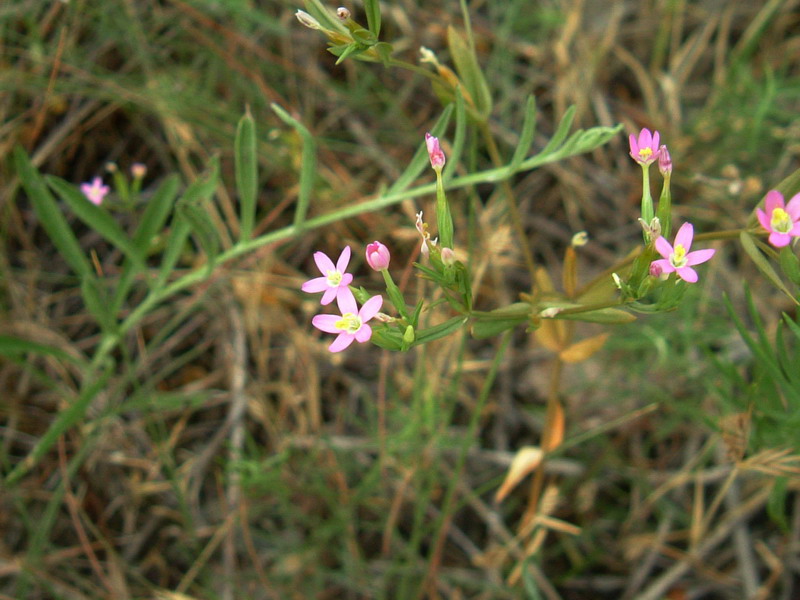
740, 231, 798, 304
13, 146, 91, 277
364, 0, 381, 37
447, 25, 492, 119
559, 333, 610, 363
495, 446, 544, 503
235, 109, 258, 241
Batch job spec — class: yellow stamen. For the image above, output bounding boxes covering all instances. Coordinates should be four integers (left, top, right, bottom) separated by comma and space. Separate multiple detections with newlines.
326, 270, 342, 286
671, 244, 687, 269
638, 147, 653, 160
334, 312, 361, 334
770, 207, 792, 234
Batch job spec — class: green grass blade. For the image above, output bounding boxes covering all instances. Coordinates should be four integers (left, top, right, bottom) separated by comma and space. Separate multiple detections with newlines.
0, 335, 87, 367
46, 176, 145, 272
442, 89, 467, 184
271, 103, 316, 228
4, 367, 112, 486
12, 146, 91, 278
538, 105, 576, 157
235, 109, 258, 241
447, 25, 492, 119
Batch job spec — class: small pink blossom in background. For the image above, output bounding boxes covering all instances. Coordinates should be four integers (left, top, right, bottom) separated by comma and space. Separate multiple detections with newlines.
365, 241, 390, 271
651, 222, 715, 283
80, 177, 110, 205
658, 145, 672, 176
312, 291, 383, 352
425, 132, 445, 171
629, 128, 661, 166
301, 246, 354, 305
756, 190, 800, 248
131, 163, 147, 179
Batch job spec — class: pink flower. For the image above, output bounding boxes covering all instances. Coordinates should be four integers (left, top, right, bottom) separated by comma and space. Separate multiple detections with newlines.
312, 292, 383, 352
651, 222, 715, 283
629, 128, 661, 166
365, 241, 390, 271
658, 145, 672, 176
80, 177, 110, 205
301, 246, 354, 305
425, 132, 445, 171
756, 190, 800, 248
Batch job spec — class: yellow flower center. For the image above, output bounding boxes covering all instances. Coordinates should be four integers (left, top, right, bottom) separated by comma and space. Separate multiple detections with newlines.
770, 207, 792, 234
670, 244, 688, 269
326, 270, 342, 286
638, 147, 653, 160
334, 312, 361, 334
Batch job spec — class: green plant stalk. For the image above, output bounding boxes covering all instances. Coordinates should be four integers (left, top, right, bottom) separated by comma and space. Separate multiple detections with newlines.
656, 171, 672, 239
640, 164, 654, 233
381, 268, 409, 320
434, 170, 454, 250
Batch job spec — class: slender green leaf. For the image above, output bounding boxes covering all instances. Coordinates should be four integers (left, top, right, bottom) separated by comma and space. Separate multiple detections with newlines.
414, 316, 468, 345
13, 146, 91, 277
47, 176, 145, 272
112, 174, 180, 311
442, 88, 467, 184
538, 105, 576, 157
5, 367, 112, 486
81, 274, 118, 334
235, 109, 258, 241
0, 335, 87, 367
302, 0, 350, 35
778, 246, 800, 285
178, 199, 220, 274
364, 0, 381, 37
739, 231, 798, 304
447, 25, 492, 119
271, 103, 317, 228
510, 95, 537, 170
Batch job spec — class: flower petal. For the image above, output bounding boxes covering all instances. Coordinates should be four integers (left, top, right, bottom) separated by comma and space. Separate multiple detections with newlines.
764, 190, 784, 215
628, 133, 639, 155
329, 333, 355, 352
358, 295, 383, 322
301, 276, 329, 293
654, 236, 674, 260
320, 287, 338, 305
638, 129, 652, 149
340, 273, 354, 287
676, 267, 698, 283
651, 130, 660, 152
685, 248, 715, 266
756, 208, 771, 231
336, 246, 351, 273
312, 314, 341, 333
785, 193, 800, 220
354, 323, 373, 343
769, 231, 791, 247
336, 287, 358, 314
674, 222, 694, 251
313, 251, 335, 275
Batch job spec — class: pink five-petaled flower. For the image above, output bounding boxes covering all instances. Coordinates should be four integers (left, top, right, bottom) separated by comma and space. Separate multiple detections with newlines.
629, 128, 661, 166
651, 222, 715, 283
425, 132, 446, 171
365, 241, 390, 271
301, 246, 354, 305
80, 177, 110, 205
312, 292, 383, 353
756, 190, 800, 248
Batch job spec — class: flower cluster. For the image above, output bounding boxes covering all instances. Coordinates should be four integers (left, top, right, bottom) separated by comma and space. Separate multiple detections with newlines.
302, 245, 384, 352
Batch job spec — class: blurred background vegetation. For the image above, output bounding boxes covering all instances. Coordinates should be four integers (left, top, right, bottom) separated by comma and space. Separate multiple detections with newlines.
2, 0, 799, 598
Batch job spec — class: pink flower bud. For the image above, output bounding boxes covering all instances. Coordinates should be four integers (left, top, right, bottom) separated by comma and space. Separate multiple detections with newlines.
658, 145, 672, 176
131, 163, 147, 179
365, 241, 390, 271
441, 247, 455, 266
649, 262, 663, 278
425, 132, 446, 171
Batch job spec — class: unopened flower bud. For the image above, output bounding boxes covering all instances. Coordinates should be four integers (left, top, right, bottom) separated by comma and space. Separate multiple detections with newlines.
571, 231, 588, 247
419, 47, 439, 66
365, 241, 390, 271
336, 6, 350, 20
296, 10, 323, 30
658, 145, 672, 177
105, 161, 118, 173
611, 273, 623, 289
425, 132, 446, 171
131, 163, 147, 179
441, 247, 456, 266
649, 262, 663, 278
403, 325, 415, 343
539, 307, 562, 318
